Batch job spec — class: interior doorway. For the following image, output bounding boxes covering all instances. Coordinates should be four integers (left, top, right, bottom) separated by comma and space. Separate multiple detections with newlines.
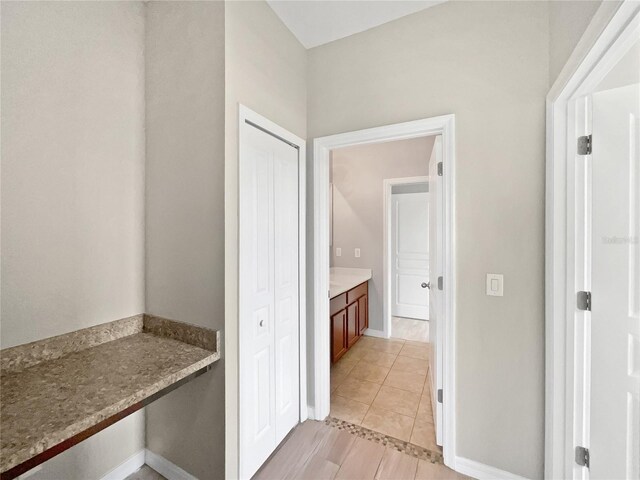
546, 3, 640, 478
312, 115, 457, 467
384, 175, 431, 343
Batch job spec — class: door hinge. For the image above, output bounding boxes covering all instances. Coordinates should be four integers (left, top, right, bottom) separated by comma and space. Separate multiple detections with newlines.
437, 389, 443, 404
577, 135, 592, 155
437, 162, 443, 176
575, 446, 590, 468
328, 290, 331, 299
577, 291, 591, 311
438, 276, 443, 290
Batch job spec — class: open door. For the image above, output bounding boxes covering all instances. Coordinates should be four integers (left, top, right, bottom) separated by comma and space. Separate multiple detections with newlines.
572, 37, 639, 479
428, 135, 444, 445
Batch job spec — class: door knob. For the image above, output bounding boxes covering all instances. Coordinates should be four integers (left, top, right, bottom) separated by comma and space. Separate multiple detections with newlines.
422, 282, 430, 289
259, 320, 264, 327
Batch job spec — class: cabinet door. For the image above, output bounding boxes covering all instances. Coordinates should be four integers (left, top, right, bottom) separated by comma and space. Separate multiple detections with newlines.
358, 294, 368, 335
347, 302, 359, 347
331, 310, 347, 363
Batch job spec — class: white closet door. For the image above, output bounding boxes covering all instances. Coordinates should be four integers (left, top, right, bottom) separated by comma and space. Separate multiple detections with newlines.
240, 123, 299, 479
391, 192, 430, 320
273, 138, 300, 443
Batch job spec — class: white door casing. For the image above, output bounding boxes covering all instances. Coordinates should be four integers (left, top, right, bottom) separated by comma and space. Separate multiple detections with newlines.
239, 111, 303, 479
391, 191, 430, 320
428, 136, 444, 445
313, 115, 456, 468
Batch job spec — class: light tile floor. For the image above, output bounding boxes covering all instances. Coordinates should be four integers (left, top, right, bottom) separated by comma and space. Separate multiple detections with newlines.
330, 336, 440, 453
392, 316, 429, 343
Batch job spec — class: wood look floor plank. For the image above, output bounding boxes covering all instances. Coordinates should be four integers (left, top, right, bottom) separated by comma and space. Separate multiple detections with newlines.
335, 436, 385, 480
312, 426, 357, 466
375, 447, 419, 480
415, 459, 464, 479
296, 456, 340, 480
253, 421, 329, 480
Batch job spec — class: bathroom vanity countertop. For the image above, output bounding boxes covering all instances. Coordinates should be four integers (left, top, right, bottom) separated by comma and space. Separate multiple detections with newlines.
330, 267, 372, 299
0, 318, 219, 478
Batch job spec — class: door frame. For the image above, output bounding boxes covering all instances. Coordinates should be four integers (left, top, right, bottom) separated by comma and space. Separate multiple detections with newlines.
383, 175, 430, 337
237, 105, 307, 478
545, 2, 639, 478
312, 114, 457, 466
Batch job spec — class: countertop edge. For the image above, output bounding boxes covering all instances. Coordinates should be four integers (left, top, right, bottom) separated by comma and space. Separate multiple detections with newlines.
329, 276, 371, 299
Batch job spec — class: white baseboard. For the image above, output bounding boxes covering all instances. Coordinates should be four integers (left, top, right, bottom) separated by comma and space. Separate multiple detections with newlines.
363, 328, 387, 339
145, 449, 198, 480
454, 456, 529, 480
100, 450, 145, 480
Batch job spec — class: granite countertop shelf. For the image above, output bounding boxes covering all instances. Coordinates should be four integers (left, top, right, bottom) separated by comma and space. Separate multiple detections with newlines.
0, 314, 220, 480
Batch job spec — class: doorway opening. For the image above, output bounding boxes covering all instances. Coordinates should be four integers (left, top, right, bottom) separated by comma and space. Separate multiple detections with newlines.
546, 3, 640, 478
384, 175, 431, 343
312, 115, 457, 467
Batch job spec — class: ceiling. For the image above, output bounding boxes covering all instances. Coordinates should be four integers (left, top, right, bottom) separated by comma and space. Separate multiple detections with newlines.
266, 0, 447, 49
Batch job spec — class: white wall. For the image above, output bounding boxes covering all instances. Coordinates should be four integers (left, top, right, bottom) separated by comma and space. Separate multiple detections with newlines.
548, 0, 602, 85
331, 137, 433, 331
224, 1, 307, 477
0, 1, 146, 477
0, 1, 145, 348
307, 2, 548, 477
144, 2, 226, 479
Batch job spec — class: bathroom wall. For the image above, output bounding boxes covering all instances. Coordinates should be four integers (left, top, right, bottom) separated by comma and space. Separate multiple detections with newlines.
0, 1, 146, 477
307, 1, 548, 477
331, 137, 434, 332
224, 1, 307, 477
144, 2, 226, 479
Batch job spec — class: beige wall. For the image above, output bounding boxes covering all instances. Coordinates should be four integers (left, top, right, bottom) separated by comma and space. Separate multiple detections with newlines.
224, 1, 307, 477
331, 137, 433, 331
548, 0, 602, 85
144, 2, 226, 479
0, 1, 146, 477
308, 2, 548, 477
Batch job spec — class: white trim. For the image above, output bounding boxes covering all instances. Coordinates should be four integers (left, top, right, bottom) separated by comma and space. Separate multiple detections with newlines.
145, 450, 198, 480
383, 175, 430, 338
545, 1, 639, 478
237, 105, 307, 477
362, 327, 387, 338
454, 456, 529, 480
98, 450, 145, 480
312, 115, 457, 468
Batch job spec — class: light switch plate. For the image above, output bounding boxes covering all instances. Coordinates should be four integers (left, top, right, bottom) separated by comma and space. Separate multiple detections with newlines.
336, 247, 342, 257
355, 248, 361, 258
486, 273, 504, 296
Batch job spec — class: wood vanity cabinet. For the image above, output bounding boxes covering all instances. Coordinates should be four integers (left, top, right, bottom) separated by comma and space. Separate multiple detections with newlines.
330, 281, 368, 363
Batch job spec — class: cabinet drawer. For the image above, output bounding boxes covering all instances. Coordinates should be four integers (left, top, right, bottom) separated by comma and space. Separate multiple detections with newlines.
347, 282, 368, 304
330, 293, 347, 316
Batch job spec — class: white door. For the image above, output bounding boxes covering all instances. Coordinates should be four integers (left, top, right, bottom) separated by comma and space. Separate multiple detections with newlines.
428, 136, 444, 445
239, 121, 300, 479
391, 191, 429, 320
588, 82, 640, 479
